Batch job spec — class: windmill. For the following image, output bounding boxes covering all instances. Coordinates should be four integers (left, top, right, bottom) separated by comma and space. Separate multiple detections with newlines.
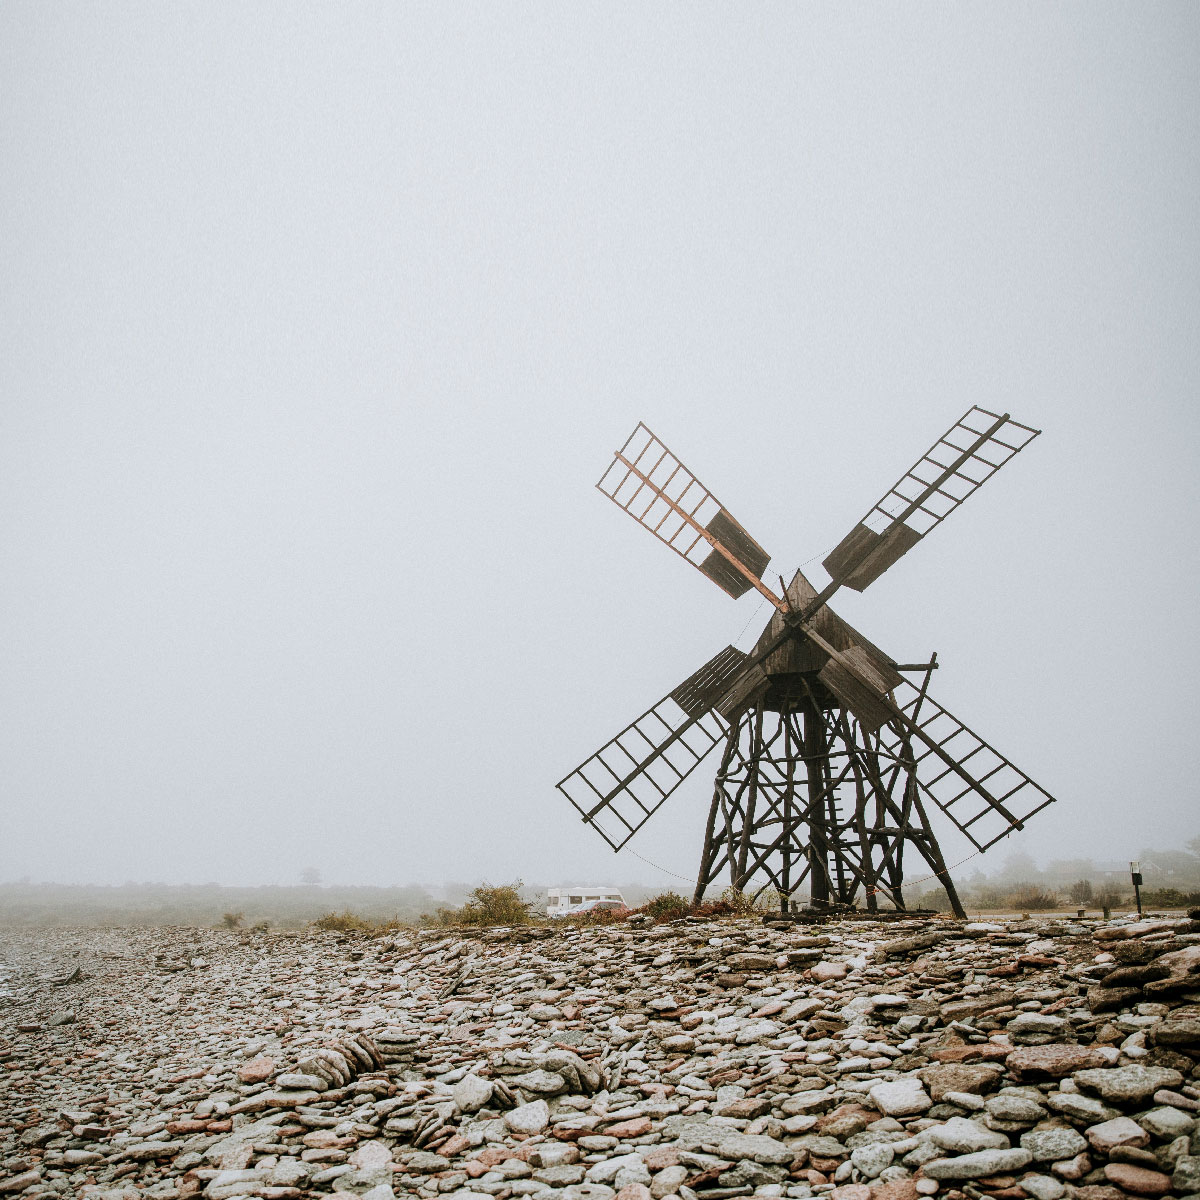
556, 408, 1056, 920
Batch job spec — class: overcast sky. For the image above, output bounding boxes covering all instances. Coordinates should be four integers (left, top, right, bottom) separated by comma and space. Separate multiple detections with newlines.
1, 3, 1197, 889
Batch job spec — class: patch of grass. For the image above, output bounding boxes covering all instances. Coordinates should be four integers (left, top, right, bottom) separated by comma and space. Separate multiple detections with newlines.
312, 910, 410, 934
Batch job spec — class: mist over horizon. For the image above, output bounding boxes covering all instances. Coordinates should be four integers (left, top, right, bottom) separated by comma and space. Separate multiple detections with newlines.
2, 6, 1197, 893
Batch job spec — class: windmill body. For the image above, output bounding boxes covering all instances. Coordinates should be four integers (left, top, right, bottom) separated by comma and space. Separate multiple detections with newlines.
558, 410, 1057, 917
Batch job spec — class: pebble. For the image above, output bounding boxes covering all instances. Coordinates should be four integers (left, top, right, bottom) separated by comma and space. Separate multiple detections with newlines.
0, 910, 1197, 1200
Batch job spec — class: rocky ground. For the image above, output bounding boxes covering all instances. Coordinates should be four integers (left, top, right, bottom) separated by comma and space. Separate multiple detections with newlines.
1, 911, 1198, 1200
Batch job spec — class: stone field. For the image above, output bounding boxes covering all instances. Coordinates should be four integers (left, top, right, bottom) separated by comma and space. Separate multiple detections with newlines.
1, 911, 1199, 1200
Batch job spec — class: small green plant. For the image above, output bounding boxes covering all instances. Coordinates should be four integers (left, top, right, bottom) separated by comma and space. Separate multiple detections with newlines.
643, 891, 690, 922
221, 911, 244, 929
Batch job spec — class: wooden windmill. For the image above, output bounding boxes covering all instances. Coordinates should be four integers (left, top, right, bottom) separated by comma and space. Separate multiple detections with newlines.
557, 409, 1056, 919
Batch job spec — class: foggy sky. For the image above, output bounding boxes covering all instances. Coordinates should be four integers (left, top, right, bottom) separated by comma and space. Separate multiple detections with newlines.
1, 4, 1197, 889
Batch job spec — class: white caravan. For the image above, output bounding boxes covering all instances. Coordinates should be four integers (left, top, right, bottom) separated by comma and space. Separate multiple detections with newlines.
546, 886, 626, 918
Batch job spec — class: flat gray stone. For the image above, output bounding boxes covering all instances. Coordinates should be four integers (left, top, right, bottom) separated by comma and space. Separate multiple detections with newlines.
715, 1131, 796, 1165
453, 1073, 494, 1113
504, 1098, 551, 1134
930, 1117, 1010, 1154
1020, 1124, 1089, 1162
850, 1142, 895, 1178
1073, 1064, 1184, 1104
1137, 1105, 1195, 1140
924, 1148, 1034, 1180
870, 1077, 933, 1117
1021, 1173, 1066, 1200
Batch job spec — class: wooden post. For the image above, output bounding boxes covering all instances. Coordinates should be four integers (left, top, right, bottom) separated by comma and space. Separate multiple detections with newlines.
803, 698, 830, 905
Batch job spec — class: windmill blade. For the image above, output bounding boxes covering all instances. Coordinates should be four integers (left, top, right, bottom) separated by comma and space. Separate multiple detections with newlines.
875, 679, 1056, 852
597, 422, 776, 603
818, 644, 903, 734
823, 407, 1040, 593
557, 645, 768, 851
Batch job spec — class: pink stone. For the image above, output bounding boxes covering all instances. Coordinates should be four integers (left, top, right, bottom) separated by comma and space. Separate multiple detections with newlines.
605, 1116, 653, 1138
812, 962, 849, 982
614, 1185, 652, 1200
1005, 1044, 1119, 1079
237, 1055, 275, 1084
642, 1147, 681, 1170
872, 1181, 920, 1200
1103, 1163, 1172, 1196
830, 1186, 873, 1200
1086, 1117, 1150, 1153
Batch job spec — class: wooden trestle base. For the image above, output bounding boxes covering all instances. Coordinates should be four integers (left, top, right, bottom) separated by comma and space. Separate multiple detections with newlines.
690, 689, 969, 920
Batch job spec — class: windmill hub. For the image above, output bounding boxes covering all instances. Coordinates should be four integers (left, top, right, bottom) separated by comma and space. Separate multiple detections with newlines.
558, 409, 1056, 918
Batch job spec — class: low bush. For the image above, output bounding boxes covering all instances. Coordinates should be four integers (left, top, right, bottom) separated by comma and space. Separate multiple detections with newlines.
719, 887, 759, 915
642, 891, 690, 922
914, 886, 954, 912
562, 904, 628, 927
221, 911, 244, 928
312, 910, 373, 932
1141, 887, 1200, 908
1007, 884, 1059, 911
969, 886, 1007, 909
432, 882, 534, 927
1068, 879, 1094, 904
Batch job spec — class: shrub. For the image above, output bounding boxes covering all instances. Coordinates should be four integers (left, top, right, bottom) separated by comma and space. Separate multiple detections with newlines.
719, 887, 759, 915
313, 910, 372, 932
221, 911, 244, 928
643, 891, 690, 922
1095, 887, 1125, 911
1007, 884, 1059, 911
1141, 887, 1200, 908
914, 886, 954, 912
1068, 880, 1094, 904
563, 903, 628, 927
432, 882, 534, 927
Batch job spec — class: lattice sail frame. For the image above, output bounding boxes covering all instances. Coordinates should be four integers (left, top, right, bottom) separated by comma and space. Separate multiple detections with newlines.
596, 423, 772, 600
878, 680, 1056, 852
824, 407, 1041, 592
556, 646, 764, 851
